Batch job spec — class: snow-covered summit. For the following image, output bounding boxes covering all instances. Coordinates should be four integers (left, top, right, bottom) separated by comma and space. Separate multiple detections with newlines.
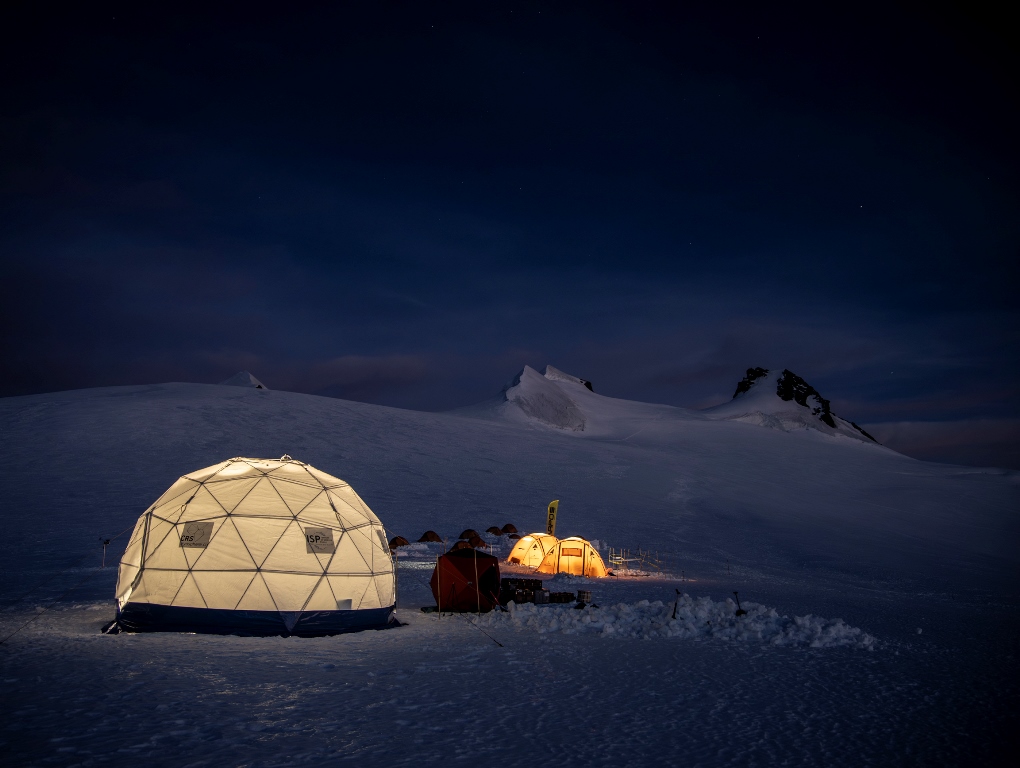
218, 370, 268, 390
500, 365, 588, 430
542, 365, 594, 392
459, 363, 883, 449
457, 364, 685, 435
703, 367, 876, 442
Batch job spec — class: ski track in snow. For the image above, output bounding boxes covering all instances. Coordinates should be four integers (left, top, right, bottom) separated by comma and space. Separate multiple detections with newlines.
1, 382, 1018, 766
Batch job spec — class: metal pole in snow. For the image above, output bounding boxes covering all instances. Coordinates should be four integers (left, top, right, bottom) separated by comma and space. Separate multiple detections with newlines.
733, 591, 747, 617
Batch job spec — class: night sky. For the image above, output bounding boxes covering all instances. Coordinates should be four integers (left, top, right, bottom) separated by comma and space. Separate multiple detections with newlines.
2, 2, 1017, 468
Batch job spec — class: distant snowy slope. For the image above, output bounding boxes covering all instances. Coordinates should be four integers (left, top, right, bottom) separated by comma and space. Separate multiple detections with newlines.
2, 378, 1019, 767
704, 367, 878, 443
1, 380, 1016, 604
456, 364, 691, 437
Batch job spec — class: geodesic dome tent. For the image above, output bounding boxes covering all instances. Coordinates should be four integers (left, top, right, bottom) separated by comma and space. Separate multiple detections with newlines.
114, 456, 396, 636
536, 537, 607, 578
506, 533, 557, 568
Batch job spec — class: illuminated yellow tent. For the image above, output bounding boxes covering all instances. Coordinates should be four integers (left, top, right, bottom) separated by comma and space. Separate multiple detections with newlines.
113, 456, 395, 636
536, 537, 607, 577
506, 533, 557, 568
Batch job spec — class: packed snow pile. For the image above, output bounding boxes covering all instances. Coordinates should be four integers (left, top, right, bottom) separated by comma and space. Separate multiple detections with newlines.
703, 367, 877, 443
479, 594, 877, 649
219, 370, 268, 389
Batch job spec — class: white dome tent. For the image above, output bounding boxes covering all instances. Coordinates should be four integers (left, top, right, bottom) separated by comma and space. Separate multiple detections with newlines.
114, 456, 396, 636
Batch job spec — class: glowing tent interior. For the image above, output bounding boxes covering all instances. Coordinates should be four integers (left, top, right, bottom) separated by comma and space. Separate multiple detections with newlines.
506, 532, 558, 568
536, 537, 608, 578
113, 456, 396, 636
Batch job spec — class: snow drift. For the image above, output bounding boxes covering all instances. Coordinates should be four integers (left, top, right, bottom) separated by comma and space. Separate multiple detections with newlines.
481, 594, 877, 649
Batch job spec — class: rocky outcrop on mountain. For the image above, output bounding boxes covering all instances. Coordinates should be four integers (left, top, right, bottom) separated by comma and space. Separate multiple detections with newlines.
775, 369, 836, 428
733, 367, 769, 398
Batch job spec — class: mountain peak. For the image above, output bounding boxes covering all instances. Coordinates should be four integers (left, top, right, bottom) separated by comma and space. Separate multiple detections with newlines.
219, 371, 268, 390
500, 365, 587, 430
713, 367, 877, 443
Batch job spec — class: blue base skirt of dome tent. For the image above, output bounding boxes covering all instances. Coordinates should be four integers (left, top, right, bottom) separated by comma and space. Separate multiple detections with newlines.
112, 603, 397, 637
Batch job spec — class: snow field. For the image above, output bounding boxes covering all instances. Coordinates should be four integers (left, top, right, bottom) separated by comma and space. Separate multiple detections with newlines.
482, 594, 876, 648
0, 381, 1017, 765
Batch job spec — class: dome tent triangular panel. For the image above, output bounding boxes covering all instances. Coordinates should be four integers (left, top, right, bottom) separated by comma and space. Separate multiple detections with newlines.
303, 577, 340, 611
188, 519, 257, 572
149, 477, 203, 515
231, 477, 294, 518
173, 572, 208, 608
132, 569, 187, 606
235, 573, 276, 611
232, 516, 293, 568
191, 571, 257, 610
260, 520, 321, 573
269, 477, 325, 516
295, 493, 344, 529
114, 456, 396, 636
203, 477, 261, 514
182, 460, 232, 483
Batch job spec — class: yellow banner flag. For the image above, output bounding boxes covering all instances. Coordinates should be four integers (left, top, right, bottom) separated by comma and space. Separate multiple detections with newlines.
546, 500, 559, 536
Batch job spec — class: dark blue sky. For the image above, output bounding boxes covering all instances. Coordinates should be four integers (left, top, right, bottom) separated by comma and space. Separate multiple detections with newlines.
2, 2, 1017, 467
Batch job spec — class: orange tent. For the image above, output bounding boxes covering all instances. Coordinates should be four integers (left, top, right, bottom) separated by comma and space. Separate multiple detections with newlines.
536, 537, 607, 577
506, 533, 557, 568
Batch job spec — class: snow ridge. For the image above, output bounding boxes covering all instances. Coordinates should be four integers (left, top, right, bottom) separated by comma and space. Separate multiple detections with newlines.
481, 594, 877, 649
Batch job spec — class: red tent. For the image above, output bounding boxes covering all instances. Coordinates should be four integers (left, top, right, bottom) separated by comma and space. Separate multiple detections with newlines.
430, 548, 501, 613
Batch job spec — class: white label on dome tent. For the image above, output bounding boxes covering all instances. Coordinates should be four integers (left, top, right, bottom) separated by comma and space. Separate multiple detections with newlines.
336, 599, 352, 610
179, 522, 213, 548
304, 527, 336, 554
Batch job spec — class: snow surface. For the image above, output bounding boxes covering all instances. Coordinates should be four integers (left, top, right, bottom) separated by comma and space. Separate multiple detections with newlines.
1, 373, 1018, 766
